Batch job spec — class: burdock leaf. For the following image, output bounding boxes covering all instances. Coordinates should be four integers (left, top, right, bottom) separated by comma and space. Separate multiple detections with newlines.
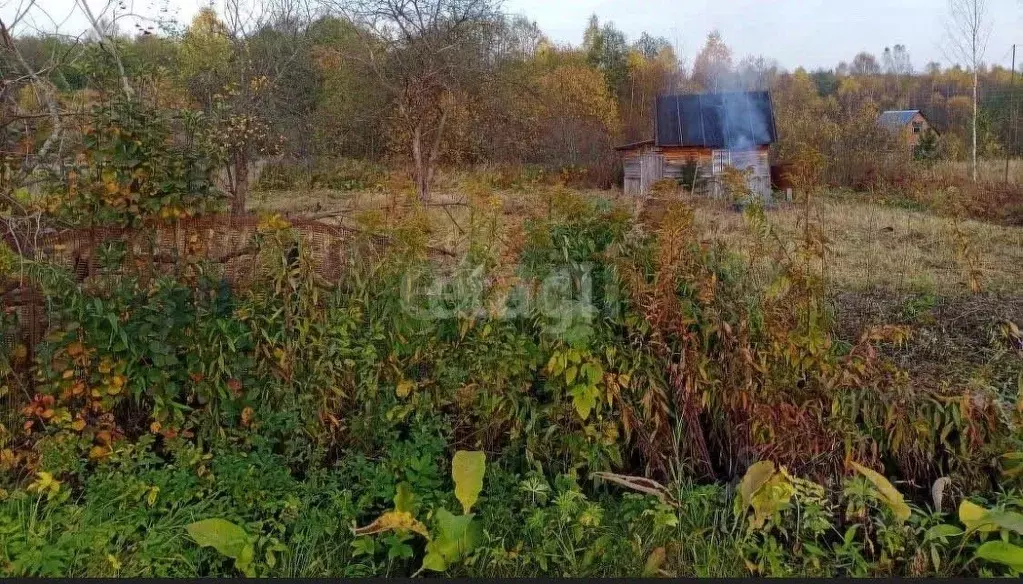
739, 460, 776, 509
452, 450, 486, 513
851, 461, 911, 522
975, 541, 1023, 572
186, 519, 250, 560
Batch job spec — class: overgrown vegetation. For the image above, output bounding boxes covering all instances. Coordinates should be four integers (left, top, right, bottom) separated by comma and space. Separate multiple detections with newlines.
2, 0, 1022, 577
3, 172, 1022, 575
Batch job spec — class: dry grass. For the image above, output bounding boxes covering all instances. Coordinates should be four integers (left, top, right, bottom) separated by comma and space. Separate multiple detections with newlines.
691, 196, 1023, 296
935, 159, 1023, 185
253, 185, 1023, 297
250, 185, 535, 258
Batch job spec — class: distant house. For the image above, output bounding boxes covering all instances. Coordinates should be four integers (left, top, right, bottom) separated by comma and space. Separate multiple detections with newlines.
616, 91, 777, 198
878, 110, 935, 148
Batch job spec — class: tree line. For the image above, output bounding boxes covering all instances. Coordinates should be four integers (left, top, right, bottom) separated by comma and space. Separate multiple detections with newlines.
2, 0, 1020, 207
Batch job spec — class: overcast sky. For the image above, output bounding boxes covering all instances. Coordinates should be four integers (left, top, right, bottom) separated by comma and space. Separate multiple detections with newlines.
4, 0, 1022, 71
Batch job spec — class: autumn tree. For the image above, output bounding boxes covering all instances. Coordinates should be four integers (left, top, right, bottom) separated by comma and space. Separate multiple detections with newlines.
524, 48, 621, 181
772, 69, 835, 190
307, 16, 389, 158
692, 31, 732, 91
323, 0, 501, 202
179, 8, 233, 104
493, 15, 545, 61
882, 44, 913, 77
850, 52, 881, 76
621, 41, 677, 142
582, 15, 629, 97
179, 1, 311, 213
735, 55, 778, 91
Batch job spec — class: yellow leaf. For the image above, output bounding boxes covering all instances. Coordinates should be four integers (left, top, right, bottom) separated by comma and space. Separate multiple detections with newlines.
147, 486, 160, 506
748, 472, 794, 529
643, 547, 666, 577
28, 471, 60, 495
352, 511, 429, 538
959, 500, 998, 533
739, 460, 776, 510
89, 445, 110, 460
396, 380, 414, 398
851, 461, 911, 523
452, 450, 486, 514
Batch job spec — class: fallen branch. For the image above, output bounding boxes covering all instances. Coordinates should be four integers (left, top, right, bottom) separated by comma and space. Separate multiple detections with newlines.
591, 472, 677, 507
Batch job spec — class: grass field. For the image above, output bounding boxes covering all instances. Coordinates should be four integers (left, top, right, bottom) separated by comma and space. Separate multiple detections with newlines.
691, 196, 1023, 295
252, 186, 1023, 297
935, 159, 1023, 185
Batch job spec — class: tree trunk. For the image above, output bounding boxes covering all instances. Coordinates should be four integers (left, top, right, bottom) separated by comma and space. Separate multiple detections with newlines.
425, 107, 448, 199
231, 151, 249, 215
971, 69, 978, 182
412, 123, 428, 202
411, 107, 449, 204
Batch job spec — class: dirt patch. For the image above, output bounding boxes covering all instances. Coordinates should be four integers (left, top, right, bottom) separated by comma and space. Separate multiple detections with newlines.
833, 290, 1023, 392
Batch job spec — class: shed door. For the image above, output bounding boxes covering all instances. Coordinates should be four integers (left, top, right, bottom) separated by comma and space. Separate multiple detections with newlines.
712, 150, 730, 175
640, 153, 664, 194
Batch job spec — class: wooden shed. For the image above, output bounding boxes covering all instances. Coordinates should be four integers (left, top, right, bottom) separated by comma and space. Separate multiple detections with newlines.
878, 109, 936, 148
617, 91, 777, 199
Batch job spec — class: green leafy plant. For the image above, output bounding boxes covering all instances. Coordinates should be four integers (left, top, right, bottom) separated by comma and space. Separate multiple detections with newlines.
185, 519, 256, 576
351, 450, 487, 574
849, 461, 911, 523
48, 98, 225, 226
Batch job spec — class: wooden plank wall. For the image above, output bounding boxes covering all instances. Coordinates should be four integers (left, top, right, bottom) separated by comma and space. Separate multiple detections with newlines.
621, 145, 770, 198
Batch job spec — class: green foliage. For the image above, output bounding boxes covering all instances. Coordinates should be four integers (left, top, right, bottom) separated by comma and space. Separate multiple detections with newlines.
186, 519, 255, 576
423, 508, 482, 572
976, 541, 1023, 573
4, 165, 1022, 578
351, 450, 487, 574
49, 99, 225, 225
914, 128, 940, 165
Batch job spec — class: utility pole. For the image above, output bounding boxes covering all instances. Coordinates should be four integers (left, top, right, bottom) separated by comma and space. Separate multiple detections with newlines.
1008, 44, 1017, 184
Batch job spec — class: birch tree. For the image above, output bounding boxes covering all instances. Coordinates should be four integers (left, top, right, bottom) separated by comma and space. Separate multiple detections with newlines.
945, 0, 992, 182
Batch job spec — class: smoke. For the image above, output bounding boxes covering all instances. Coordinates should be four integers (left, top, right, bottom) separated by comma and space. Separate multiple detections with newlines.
718, 92, 772, 151
656, 91, 775, 151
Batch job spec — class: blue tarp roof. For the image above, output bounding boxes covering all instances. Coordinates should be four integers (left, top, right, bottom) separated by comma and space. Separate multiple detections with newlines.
878, 110, 920, 130
655, 91, 777, 149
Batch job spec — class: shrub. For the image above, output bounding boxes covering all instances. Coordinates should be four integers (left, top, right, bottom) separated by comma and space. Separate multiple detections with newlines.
3, 183, 1021, 577
46, 99, 225, 225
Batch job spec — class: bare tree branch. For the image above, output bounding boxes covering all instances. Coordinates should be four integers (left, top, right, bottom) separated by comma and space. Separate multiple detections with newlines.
74, 0, 135, 98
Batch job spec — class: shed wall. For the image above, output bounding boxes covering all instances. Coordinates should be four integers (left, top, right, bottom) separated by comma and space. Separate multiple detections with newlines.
621, 145, 770, 199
